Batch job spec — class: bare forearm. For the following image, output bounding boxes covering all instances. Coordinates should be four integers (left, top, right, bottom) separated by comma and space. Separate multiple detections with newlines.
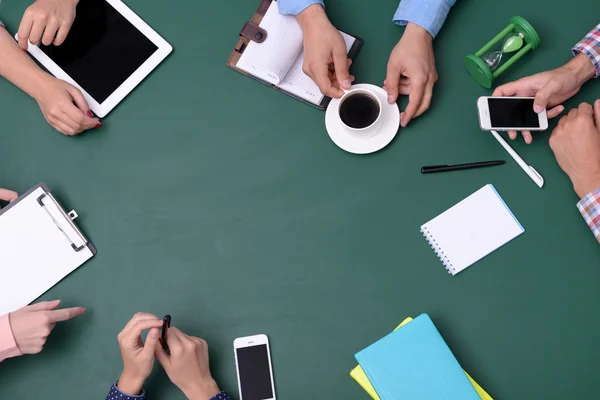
0, 27, 49, 100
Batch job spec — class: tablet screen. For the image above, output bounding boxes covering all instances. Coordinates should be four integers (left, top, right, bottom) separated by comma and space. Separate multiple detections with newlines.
39, 0, 158, 104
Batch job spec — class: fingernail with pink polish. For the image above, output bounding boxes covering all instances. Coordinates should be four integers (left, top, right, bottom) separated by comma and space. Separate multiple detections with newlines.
96, 122, 102, 128
87, 111, 94, 118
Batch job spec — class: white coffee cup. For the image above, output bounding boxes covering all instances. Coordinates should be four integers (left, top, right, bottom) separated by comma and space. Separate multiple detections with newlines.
337, 88, 383, 135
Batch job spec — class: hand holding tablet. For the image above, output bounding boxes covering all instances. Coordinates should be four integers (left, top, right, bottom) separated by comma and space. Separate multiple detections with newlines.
19, 0, 172, 118
18, 0, 78, 50
34, 76, 101, 135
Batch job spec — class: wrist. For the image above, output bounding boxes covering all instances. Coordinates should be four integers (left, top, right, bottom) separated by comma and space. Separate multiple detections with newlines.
575, 181, 600, 199
404, 22, 433, 43
27, 71, 54, 102
117, 371, 147, 396
565, 53, 596, 86
182, 379, 220, 400
296, 3, 327, 29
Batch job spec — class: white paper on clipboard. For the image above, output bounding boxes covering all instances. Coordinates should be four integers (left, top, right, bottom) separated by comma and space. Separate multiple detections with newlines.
0, 183, 96, 315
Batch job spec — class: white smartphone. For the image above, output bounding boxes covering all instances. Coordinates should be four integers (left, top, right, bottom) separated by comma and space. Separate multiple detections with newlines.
477, 96, 548, 131
234, 334, 276, 400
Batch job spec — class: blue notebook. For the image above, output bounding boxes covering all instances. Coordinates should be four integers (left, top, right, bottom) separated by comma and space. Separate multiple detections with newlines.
354, 314, 480, 400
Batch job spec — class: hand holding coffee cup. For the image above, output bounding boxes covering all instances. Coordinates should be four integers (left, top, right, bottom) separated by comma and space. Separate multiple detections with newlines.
325, 83, 400, 154
338, 88, 383, 135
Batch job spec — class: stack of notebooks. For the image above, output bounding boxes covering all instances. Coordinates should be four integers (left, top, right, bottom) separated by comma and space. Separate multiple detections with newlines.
351, 314, 493, 400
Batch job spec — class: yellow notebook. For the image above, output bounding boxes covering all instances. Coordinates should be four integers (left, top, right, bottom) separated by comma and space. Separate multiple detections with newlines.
350, 317, 493, 400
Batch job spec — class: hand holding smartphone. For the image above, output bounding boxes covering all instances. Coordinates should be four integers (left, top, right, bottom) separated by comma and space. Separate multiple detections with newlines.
478, 97, 548, 131
234, 334, 276, 400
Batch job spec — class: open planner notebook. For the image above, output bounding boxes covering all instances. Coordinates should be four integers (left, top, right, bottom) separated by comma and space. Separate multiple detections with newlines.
421, 184, 524, 275
228, 0, 363, 109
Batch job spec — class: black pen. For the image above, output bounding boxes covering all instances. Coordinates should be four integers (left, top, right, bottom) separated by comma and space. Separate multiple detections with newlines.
160, 315, 171, 354
421, 160, 506, 174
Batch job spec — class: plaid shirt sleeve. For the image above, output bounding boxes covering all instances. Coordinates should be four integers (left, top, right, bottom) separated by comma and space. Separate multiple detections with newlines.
576, 188, 600, 242
572, 24, 600, 78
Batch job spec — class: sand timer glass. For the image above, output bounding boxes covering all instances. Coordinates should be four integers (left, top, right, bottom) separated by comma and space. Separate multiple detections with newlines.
464, 16, 540, 89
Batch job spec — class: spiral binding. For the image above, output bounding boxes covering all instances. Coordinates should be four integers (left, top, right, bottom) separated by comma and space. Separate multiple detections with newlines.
420, 226, 455, 275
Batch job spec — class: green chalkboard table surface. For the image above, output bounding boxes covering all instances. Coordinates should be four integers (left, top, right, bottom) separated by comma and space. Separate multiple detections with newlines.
0, 0, 599, 399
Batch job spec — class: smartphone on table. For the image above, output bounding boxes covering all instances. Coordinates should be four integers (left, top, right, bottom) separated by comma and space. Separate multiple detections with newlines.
234, 334, 276, 400
477, 96, 548, 131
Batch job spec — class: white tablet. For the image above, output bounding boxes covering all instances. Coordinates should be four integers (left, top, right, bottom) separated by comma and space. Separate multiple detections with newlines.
17, 0, 172, 117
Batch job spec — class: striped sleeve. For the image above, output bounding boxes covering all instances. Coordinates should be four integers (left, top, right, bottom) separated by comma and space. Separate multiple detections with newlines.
572, 24, 600, 78
576, 188, 600, 242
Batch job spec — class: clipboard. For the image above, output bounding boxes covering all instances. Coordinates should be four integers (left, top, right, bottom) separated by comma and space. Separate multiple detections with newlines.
0, 183, 96, 316
227, 0, 363, 110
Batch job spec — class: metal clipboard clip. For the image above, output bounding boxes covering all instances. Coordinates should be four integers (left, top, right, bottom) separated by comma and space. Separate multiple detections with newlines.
37, 193, 88, 252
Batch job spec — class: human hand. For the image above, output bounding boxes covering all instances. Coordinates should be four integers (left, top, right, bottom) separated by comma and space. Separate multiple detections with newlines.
9, 300, 85, 355
18, 0, 78, 50
116, 313, 164, 396
549, 101, 600, 198
492, 53, 596, 143
33, 76, 100, 135
0, 189, 18, 203
296, 4, 353, 99
384, 23, 437, 127
155, 327, 220, 400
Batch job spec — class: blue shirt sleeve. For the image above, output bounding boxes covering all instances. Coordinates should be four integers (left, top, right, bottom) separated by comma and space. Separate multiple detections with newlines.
105, 383, 232, 400
211, 391, 232, 400
105, 383, 145, 400
393, 0, 457, 38
277, 0, 324, 16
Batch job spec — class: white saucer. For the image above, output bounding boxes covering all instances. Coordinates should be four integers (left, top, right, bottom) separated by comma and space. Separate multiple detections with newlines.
325, 84, 400, 154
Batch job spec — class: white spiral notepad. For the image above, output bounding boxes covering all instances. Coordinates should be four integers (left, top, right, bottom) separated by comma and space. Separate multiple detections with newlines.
420, 184, 524, 275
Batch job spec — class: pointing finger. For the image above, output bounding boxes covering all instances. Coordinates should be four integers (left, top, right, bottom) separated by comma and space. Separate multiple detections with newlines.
47, 306, 86, 323
26, 300, 62, 311
17, 15, 34, 50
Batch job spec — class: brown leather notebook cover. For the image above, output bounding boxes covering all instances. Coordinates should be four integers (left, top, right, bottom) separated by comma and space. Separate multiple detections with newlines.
227, 0, 363, 110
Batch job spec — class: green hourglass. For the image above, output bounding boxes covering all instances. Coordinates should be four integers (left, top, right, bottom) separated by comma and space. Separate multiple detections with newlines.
464, 16, 540, 89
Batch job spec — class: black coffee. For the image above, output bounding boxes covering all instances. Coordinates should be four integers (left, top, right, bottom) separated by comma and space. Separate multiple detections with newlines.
339, 93, 380, 129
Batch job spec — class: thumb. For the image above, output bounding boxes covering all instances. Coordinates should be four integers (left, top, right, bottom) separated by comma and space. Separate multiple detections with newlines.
66, 85, 91, 114
26, 300, 61, 312
534, 78, 561, 113
154, 340, 169, 367
0, 188, 18, 202
143, 328, 160, 358
332, 50, 351, 90
594, 99, 600, 129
